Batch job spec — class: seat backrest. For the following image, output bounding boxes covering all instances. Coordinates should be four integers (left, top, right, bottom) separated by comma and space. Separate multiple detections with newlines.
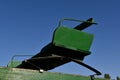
52, 26, 94, 54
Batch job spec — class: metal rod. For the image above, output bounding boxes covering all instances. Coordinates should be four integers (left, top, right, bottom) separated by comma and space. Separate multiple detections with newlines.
58, 18, 97, 27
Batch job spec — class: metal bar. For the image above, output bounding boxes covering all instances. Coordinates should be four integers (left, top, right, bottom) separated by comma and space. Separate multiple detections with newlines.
74, 18, 96, 30
11, 55, 33, 67
71, 58, 102, 75
58, 18, 97, 28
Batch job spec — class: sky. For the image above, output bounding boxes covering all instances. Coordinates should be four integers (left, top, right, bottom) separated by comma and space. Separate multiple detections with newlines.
0, 0, 120, 79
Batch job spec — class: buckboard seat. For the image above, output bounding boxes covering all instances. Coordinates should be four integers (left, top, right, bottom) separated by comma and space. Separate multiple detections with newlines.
17, 26, 94, 70
16, 18, 102, 75
53, 26, 94, 57
32, 26, 94, 61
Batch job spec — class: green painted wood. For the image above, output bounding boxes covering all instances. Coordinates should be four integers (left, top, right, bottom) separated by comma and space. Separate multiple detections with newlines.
53, 26, 94, 55
0, 67, 105, 80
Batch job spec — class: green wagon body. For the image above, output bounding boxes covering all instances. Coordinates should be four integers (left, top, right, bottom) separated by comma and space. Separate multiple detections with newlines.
0, 67, 106, 80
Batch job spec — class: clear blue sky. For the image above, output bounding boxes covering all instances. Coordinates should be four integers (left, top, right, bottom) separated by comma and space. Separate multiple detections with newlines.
0, 0, 120, 79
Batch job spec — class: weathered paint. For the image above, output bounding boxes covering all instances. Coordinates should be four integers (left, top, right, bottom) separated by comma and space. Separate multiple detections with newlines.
0, 67, 105, 80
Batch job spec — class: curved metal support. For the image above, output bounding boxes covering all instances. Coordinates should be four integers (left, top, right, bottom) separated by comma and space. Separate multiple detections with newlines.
70, 58, 102, 75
